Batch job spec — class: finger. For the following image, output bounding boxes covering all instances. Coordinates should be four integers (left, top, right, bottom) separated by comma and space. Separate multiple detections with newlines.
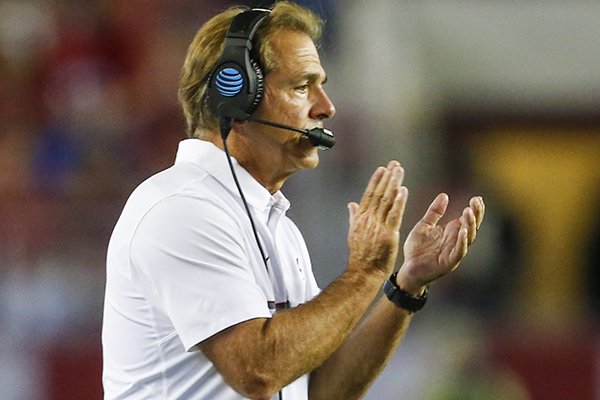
371, 168, 393, 212
478, 196, 485, 230
470, 196, 485, 231
386, 160, 401, 170
359, 166, 387, 212
367, 164, 400, 216
463, 207, 477, 245
378, 165, 405, 217
347, 202, 359, 224
419, 193, 449, 227
449, 226, 468, 266
372, 161, 402, 207
385, 186, 408, 229
388, 163, 404, 186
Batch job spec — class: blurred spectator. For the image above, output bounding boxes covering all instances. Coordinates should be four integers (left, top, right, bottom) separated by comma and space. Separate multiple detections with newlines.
1, 1, 598, 398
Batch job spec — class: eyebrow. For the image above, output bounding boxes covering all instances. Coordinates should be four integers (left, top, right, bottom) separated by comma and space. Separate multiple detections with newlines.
301, 72, 328, 85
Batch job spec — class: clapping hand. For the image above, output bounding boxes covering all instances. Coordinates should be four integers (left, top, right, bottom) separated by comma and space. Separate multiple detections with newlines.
396, 193, 485, 295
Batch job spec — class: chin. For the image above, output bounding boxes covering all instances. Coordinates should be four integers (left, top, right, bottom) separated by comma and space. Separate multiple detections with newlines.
304, 156, 320, 170
285, 139, 320, 172
299, 147, 320, 170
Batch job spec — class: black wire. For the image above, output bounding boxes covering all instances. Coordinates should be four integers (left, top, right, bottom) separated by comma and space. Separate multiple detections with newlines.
221, 135, 270, 272
221, 131, 284, 400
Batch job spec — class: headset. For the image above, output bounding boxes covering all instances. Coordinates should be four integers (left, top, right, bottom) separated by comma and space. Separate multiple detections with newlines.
207, 8, 269, 119
207, 7, 335, 149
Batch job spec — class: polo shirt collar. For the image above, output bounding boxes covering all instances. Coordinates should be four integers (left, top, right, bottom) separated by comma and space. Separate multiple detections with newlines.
174, 139, 290, 213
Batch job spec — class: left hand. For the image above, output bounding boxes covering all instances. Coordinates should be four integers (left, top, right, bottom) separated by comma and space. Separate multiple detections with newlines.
395, 193, 485, 295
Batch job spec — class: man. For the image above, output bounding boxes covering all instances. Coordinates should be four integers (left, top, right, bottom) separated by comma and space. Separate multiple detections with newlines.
102, 2, 485, 399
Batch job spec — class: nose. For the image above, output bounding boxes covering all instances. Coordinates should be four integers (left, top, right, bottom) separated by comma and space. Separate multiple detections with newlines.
310, 87, 336, 121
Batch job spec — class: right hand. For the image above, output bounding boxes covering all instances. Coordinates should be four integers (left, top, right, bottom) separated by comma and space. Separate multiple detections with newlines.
347, 161, 408, 278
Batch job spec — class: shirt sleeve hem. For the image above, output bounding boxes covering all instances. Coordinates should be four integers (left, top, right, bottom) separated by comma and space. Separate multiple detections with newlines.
181, 303, 272, 351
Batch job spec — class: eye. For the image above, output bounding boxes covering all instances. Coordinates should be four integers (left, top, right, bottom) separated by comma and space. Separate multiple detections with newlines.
294, 83, 309, 93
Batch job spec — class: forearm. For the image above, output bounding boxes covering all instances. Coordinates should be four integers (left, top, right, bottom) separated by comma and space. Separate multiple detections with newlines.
308, 295, 413, 400
201, 163, 410, 399
267, 271, 385, 377
200, 269, 385, 399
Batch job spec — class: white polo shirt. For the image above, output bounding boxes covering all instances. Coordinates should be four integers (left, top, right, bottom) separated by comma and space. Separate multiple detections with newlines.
102, 139, 320, 399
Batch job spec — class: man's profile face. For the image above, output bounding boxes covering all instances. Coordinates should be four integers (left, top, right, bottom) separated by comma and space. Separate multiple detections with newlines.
249, 29, 336, 173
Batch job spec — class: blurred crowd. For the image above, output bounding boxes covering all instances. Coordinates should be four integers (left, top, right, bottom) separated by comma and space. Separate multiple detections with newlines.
0, 0, 233, 397
0, 0, 199, 272
0, 1, 598, 399
0, 1, 339, 398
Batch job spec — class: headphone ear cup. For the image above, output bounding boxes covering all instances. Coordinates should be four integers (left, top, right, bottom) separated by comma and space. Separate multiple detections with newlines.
206, 59, 263, 116
246, 59, 264, 114
206, 9, 270, 118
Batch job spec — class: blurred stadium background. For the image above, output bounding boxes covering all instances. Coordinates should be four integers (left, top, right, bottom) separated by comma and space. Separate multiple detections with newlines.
0, 0, 599, 399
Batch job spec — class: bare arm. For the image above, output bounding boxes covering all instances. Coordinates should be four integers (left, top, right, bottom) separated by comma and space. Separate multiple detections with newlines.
308, 294, 413, 400
309, 194, 486, 400
199, 162, 408, 400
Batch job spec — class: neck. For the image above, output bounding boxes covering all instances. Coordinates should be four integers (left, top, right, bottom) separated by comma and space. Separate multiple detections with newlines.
204, 132, 291, 194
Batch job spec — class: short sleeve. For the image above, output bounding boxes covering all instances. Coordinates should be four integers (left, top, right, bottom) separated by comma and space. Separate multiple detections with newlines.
130, 194, 271, 351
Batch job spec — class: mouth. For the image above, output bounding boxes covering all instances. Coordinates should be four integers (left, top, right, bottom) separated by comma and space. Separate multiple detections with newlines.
298, 135, 313, 146
295, 134, 316, 150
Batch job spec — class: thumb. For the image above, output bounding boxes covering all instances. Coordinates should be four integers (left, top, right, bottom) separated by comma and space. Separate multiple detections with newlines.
420, 193, 449, 226
347, 202, 359, 224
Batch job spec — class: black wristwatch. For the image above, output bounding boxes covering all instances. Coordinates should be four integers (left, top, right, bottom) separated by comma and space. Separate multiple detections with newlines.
382, 272, 428, 313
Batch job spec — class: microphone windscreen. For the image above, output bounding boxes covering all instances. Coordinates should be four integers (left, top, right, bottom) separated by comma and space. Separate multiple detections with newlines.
307, 127, 335, 150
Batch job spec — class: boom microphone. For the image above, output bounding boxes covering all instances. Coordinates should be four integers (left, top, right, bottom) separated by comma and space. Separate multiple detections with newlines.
217, 103, 335, 150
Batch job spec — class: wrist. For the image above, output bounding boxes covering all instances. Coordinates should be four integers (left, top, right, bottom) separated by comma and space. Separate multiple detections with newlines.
343, 268, 389, 292
383, 272, 429, 314
394, 270, 427, 297
383, 272, 429, 313
347, 258, 391, 285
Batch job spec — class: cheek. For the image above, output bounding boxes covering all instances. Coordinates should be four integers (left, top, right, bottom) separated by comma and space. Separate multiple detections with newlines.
261, 99, 305, 127
262, 86, 305, 113
257, 87, 281, 117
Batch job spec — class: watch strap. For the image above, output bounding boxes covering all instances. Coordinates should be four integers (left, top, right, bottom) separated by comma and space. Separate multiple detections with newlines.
382, 272, 428, 313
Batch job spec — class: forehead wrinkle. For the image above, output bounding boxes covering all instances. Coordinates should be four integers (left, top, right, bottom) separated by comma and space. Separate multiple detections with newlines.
270, 31, 320, 63
284, 48, 319, 68
297, 71, 327, 85
266, 30, 312, 58
288, 53, 327, 84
